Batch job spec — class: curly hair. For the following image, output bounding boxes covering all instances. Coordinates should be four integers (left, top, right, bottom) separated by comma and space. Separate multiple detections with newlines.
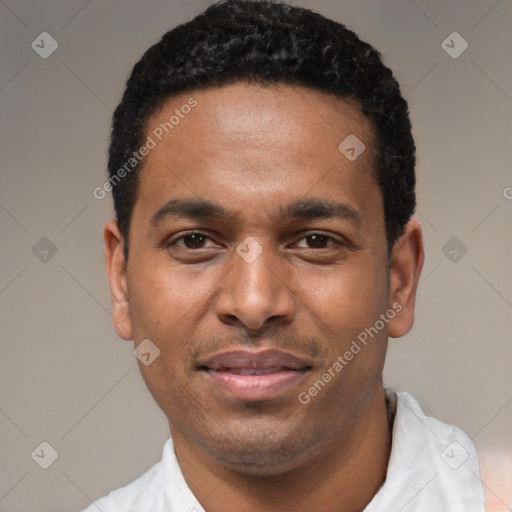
108, 0, 416, 258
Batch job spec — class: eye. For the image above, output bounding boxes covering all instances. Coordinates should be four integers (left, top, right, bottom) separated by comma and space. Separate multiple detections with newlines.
294, 233, 342, 249
169, 232, 217, 249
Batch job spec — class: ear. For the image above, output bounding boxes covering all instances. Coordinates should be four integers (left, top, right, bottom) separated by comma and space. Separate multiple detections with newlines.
387, 220, 424, 338
103, 219, 133, 340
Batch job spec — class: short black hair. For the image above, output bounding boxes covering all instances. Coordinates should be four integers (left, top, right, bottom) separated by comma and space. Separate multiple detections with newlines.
108, 0, 416, 258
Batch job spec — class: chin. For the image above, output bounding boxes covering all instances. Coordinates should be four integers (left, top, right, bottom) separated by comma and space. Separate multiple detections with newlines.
190, 420, 326, 478
210, 445, 310, 478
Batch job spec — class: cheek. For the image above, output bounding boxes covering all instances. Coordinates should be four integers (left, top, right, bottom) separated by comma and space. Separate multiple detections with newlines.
297, 255, 389, 335
127, 276, 170, 338
129, 270, 199, 411
127, 257, 208, 338
126, 259, 220, 390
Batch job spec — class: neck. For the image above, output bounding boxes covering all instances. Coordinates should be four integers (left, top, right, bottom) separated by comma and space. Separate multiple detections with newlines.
171, 387, 392, 512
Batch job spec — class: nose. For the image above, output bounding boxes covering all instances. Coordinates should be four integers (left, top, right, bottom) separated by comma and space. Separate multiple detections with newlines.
215, 243, 296, 331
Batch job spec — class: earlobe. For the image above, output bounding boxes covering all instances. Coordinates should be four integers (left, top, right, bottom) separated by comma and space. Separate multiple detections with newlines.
387, 220, 424, 339
103, 220, 133, 340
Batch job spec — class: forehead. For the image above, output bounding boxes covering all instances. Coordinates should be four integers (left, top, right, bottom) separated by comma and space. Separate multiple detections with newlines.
133, 82, 380, 227
147, 82, 374, 155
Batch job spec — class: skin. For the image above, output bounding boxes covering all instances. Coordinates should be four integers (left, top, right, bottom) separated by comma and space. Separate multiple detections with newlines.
104, 83, 424, 512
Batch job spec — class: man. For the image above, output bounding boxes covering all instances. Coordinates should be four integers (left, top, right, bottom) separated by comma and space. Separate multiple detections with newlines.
83, 0, 486, 510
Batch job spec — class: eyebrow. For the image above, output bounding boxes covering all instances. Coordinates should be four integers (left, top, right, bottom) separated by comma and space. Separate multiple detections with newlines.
150, 197, 359, 226
151, 198, 229, 226
282, 198, 359, 223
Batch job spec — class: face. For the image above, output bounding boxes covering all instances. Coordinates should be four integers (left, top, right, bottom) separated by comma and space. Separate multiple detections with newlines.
105, 83, 423, 476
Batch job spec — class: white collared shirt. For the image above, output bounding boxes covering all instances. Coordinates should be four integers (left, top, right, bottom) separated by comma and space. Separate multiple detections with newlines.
80, 390, 486, 512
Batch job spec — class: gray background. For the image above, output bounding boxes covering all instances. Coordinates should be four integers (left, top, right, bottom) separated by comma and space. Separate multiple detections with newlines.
1, 0, 511, 510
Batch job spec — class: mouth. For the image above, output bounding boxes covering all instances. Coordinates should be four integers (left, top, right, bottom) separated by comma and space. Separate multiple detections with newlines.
197, 349, 312, 401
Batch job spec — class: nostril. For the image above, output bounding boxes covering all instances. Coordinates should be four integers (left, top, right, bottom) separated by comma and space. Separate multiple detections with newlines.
218, 313, 242, 327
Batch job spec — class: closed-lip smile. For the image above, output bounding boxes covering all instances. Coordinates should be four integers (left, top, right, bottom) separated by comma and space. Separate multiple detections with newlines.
198, 349, 312, 401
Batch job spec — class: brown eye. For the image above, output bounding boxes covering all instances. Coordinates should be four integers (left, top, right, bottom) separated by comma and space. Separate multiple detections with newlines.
167, 232, 217, 250
305, 234, 331, 248
179, 233, 208, 249
294, 233, 340, 249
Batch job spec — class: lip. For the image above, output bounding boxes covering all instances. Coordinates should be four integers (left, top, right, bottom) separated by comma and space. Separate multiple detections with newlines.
198, 349, 312, 401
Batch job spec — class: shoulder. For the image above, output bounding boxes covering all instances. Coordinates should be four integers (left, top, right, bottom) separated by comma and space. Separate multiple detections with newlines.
367, 389, 486, 511
394, 390, 475, 450
392, 390, 481, 476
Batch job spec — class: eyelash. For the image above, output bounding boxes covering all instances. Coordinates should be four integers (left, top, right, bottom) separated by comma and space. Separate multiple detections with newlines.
166, 230, 346, 250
